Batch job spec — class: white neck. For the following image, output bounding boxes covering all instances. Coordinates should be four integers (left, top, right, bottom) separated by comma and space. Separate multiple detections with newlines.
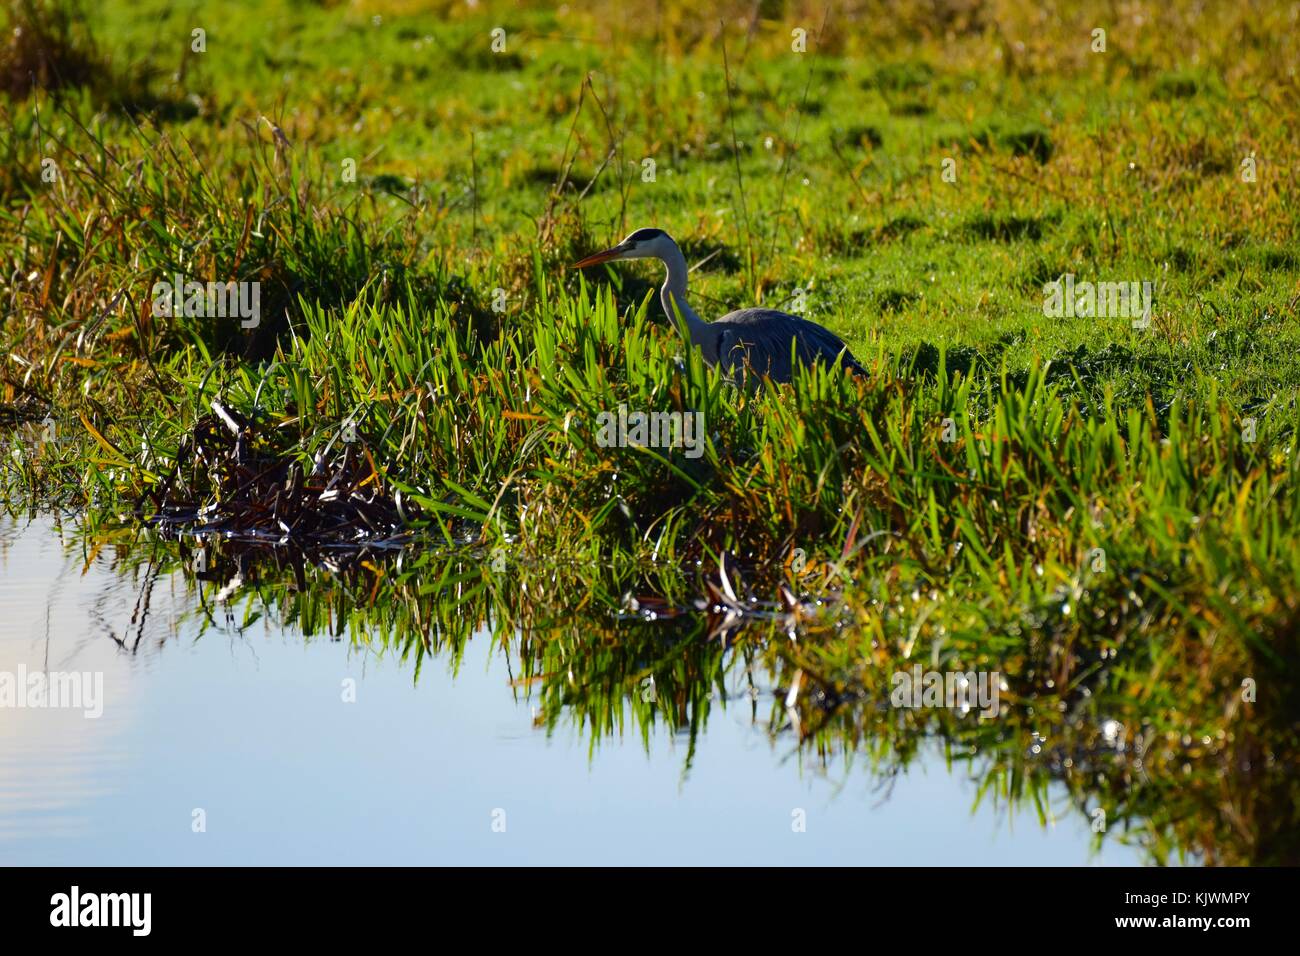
658, 242, 711, 350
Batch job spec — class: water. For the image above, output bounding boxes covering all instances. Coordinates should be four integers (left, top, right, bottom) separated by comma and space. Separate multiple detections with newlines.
0, 515, 1145, 865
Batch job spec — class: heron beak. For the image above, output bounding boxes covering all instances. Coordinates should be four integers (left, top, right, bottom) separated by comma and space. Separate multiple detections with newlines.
571, 243, 629, 270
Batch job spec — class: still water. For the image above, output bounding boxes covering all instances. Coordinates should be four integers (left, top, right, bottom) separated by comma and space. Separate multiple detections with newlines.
0, 515, 1144, 865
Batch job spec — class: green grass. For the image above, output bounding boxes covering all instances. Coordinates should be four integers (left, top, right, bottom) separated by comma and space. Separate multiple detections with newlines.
2, 0, 1299, 864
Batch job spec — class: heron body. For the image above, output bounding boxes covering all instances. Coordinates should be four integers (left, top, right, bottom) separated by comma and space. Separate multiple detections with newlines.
574, 228, 865, 383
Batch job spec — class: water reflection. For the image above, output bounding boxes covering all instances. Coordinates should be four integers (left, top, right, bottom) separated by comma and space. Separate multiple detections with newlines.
0, 519, 139, 843
2, 514, 1281, 864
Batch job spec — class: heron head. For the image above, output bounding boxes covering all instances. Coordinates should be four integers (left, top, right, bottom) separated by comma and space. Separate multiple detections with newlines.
572, 228, 673, 269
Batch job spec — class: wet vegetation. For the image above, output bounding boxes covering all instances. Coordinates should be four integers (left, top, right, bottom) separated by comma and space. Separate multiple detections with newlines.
2, 0, 1299, 864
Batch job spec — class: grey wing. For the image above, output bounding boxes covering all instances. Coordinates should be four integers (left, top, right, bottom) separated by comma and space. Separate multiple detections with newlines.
715, 308, 864, 382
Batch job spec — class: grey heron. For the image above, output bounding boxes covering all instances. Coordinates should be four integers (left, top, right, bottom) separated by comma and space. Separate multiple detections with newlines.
573, 228, 865, 383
